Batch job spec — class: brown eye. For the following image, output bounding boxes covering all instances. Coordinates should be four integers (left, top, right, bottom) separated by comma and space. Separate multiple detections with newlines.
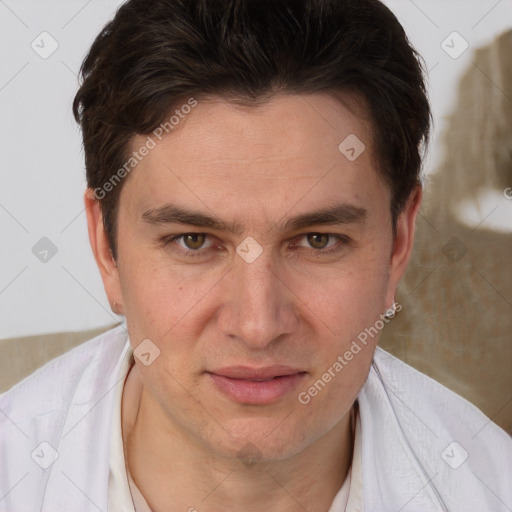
182, 233, 206, 250
307, 233, 330, 249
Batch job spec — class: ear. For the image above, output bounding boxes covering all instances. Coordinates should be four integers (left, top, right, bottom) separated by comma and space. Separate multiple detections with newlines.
84, 188, 124, 315
385, 184, 422, 309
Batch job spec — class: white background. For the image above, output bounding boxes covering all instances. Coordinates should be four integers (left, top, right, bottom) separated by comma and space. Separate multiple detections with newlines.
1, 0, 511, 338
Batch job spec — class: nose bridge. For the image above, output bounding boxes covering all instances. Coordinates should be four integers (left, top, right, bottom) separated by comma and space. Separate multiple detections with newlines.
218, 247, 295, 347
239, 252, 275, 307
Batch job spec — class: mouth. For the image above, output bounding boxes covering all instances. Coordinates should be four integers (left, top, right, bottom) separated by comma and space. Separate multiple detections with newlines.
207, 366, 307, 405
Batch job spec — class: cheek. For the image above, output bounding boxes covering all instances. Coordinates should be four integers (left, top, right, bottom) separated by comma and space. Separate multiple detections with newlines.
292, 247, 390, 408
117, 258, 227, 386
117, 245, 212, 333
296, 268, 387, 421
294, 249, 390, 339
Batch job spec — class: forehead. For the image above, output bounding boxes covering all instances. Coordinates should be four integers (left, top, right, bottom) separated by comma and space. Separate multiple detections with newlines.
141, 91, 373, 165
120, 92, 386, 222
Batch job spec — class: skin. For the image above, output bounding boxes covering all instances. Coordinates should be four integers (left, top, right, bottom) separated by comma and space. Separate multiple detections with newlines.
85, 91, 421, 511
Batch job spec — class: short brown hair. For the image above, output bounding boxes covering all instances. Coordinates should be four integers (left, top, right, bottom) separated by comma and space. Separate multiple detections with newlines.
73, 0, 431, 261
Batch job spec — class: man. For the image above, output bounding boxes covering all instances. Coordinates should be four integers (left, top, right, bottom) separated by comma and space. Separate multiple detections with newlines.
1, 0, 510, 510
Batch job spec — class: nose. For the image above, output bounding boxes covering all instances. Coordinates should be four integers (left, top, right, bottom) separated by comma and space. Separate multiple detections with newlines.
217, 249, 298, 349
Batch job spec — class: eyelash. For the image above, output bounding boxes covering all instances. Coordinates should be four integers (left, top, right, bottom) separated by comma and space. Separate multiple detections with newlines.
160, 233, 351, 258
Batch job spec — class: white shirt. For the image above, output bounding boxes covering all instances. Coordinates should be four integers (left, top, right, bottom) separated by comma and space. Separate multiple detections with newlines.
107, 344, 365, 511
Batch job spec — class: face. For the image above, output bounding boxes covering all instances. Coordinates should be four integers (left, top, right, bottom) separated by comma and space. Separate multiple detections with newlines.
86, 92, 420, 462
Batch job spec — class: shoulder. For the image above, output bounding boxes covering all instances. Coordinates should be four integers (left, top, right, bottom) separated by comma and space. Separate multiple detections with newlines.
363, 346, 512, 508
372, 347, 508, 432
370, 346, 511, 443
0, 324, 129, 509
0, 323, 128, 425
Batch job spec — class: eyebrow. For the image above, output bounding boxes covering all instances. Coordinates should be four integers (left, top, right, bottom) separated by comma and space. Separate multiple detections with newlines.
140, 202, 367, 234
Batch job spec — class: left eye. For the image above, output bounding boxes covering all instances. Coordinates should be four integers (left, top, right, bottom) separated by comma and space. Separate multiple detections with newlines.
305, 233, 331, 249
169, 233, 213, 251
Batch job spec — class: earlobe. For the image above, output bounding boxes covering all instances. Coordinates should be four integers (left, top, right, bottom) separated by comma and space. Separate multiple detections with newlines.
84, 188, 124, 312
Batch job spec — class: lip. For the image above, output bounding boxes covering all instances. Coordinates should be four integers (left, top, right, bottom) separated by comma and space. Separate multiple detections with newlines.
207, 365, 307, 405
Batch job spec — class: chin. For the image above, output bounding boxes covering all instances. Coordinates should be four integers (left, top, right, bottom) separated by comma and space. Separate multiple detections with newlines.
204, 415, 314, 464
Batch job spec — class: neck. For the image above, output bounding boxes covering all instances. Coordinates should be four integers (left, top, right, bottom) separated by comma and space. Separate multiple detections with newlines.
122, 364, 354, 512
